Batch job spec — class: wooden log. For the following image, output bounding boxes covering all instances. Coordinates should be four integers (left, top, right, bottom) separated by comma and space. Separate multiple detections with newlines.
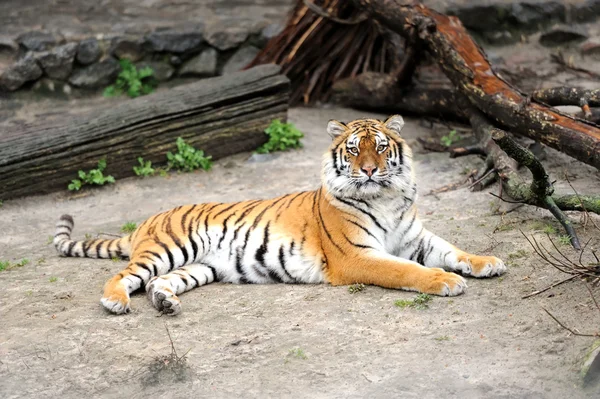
0, 65, 290, 200
350, 0, 600, 171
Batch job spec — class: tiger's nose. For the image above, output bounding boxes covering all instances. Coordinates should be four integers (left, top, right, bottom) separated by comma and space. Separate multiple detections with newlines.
361, 165, 377, 177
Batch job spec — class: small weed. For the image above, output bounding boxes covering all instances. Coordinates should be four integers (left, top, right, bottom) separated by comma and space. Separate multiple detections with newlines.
158, 168, 169, 177
84, 233, 93, 240
104, 59, 156, 98
68, 159, 115, 191
434, 336, 450, 341
133, 157, 155, 177
348, 283, 365, 294
394, 293, 432, 310
49, 276, 58, 282
441, 130, 461, 147
0, 199, 3, 207
498, 276, 505, 282
508, 250, 528, 260
542, 225, 557, 235
167, 137, 213, 172
1, 259, 29, 271
25, 290, 33, 296
557, 235, 572, 245
288, 348, 307, 360
256, 120, 303, 154
121, 222, 137, 234
36, 258, 46, 265
46, 235, 53, 245
111, 257, 121, 262
494, 222, 514, 232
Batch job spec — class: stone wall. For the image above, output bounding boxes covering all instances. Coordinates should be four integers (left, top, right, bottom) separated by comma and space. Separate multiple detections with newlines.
0, 23, 282, 94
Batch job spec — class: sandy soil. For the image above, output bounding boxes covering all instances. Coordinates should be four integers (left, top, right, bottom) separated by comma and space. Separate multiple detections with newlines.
1, 106, 600, 398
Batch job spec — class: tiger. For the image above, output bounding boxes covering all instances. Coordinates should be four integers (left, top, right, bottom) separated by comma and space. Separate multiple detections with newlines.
53, 115, 506, 315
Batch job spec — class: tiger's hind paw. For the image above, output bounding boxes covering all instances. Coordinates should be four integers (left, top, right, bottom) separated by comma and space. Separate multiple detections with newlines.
423, 268, 467, 296
147, 279, 182, 315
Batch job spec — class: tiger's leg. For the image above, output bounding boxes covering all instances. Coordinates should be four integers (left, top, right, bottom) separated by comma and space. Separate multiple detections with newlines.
328, 251, 467, 296
401, 229, 506, 278
146, 263, 216, 315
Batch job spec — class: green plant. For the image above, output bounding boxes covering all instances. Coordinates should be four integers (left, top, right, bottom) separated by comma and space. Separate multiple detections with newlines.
84, 233, 93, 240
441, 130, 461, 146
0, 199, 3, 207
542, 225, 557, 235
121, 222, 137, 234
434, 336, 450, 341
133, 157, 155, 177
288, 348, 307, 360
508, 250, 528, 260
167, 137, 213, 172
348, 283, 365, 294
46, 235, 54, 245
256, 120, 303, 154
49, 276, 58, 283
394, 293, 432, 310
68, 159, 115, 191
104, 59, 156, 98
558, 235, 572, 245
0, 259, 29, 272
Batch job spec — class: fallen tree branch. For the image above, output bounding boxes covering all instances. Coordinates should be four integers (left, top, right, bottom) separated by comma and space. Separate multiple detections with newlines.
542, 307, 599, 337
532, 87, 600, 119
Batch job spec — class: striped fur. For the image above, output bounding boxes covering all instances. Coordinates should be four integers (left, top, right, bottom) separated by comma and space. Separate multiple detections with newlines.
54, 115, 506, 315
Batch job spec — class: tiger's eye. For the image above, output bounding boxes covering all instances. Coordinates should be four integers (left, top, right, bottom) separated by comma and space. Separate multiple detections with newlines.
349, 147, 358, 155
377, 145, 387, 152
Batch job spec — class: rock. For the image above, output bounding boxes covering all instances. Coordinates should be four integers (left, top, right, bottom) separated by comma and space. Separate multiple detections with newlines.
68, 57, 120, 89
261, 23, 283, 41
0, 37, 19, 59
135, 61, 174, 81
509, 2, 565, 28
17, 31, 61, 52
581, 339, 600, 386
572, 0, 600, 23
483, 31, 518, 45
111, 38, 144, 62
179, 48, 218, 77
540, 26, 588, 47
0, 53, 43, 91
77, 38, 102, 65
222, 46, 260, 75
144, 30, 204, 53
447, 4, 508, 33
35, 42, 78, 80
204, 26, 249, 51
169, 55, 183, 66
580, 38, 600, 58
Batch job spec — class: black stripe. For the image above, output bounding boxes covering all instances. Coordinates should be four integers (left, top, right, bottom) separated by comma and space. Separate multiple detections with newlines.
235, 250, 249, 283
289, 240, 296, 256
278, 244, 295, 282
166, 218, 188, 265
217, 211, 237, 249
334, 196, 387, 233
94, 240, 104, 257
205, 264, 218, 282
342, 232, 375, 250
54, 232, 70, 237
129, 273, 144, 284
135, 262, 153, 277
317, 190, 345, 254
203, 214, 212, 249
178, 275, 189, 287
267, 268, 283, 283
212, 202, 239, 219
82, 239, 93, 257
55, 224, 72, 230
67, 241, 76, 256
255, 223, 270, 266
156, 242, 175, 271
188, 273, 200, 287
344, 218, 382, 246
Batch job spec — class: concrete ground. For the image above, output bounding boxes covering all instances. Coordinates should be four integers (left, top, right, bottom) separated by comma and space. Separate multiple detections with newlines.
1, 106, 600, 398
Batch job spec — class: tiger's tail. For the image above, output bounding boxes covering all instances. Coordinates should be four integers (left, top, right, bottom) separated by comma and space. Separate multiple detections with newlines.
54, 214, 132, 259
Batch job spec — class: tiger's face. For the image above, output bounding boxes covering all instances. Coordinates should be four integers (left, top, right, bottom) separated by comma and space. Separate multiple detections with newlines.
322, 115, 414, 199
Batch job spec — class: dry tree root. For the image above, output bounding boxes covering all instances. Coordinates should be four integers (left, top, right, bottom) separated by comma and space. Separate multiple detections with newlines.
532, 87, 600, 119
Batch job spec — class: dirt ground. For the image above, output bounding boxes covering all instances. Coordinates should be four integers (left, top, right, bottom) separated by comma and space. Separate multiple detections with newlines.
1, 105, 600, 398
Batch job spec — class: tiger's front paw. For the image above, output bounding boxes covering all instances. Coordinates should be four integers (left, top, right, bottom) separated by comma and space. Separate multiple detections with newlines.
421, 268, 467, 296
101, 280, 131, 314
457, 254, 506, 278
146, 277, 182, 315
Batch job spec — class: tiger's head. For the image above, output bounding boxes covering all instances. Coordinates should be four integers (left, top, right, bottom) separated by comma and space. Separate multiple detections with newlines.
322, 115, 414, 200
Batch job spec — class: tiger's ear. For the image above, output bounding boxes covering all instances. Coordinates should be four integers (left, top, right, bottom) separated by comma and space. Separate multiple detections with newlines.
384, 115, 405, 134
327, 120, 347, 139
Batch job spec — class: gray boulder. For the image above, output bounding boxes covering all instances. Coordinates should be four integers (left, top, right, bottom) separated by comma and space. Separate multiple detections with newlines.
179, 48, 218, 77
135, 61, 174, 81
222, 46, 260, 75
111, 38, 144, 62
17, 31, 60, 52
144, 30, 204, 53
77, 38, 102, 65
0, 53, 43, 91
204, 26, 249, 51
68, 58, 120, 89
36, 42, 78, 80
